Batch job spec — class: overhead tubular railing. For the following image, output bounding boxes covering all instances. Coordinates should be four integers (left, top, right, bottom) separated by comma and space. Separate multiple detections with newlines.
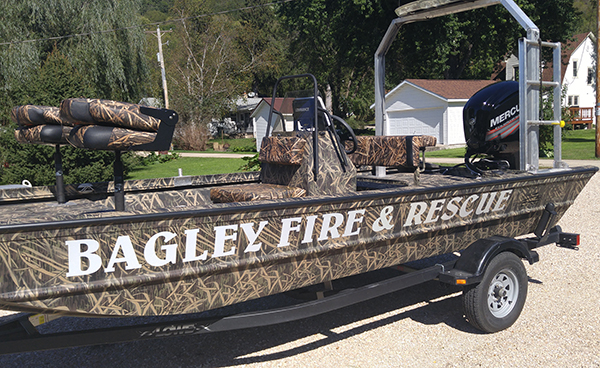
374, 0, 566, 174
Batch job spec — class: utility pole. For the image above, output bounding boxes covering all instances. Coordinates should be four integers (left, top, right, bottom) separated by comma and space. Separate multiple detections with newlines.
156, 26, 170, 109
596, 2, 600, 157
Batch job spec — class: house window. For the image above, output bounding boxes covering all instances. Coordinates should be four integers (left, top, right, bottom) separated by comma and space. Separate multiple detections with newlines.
588, 68, 595, 85
573, 60, 578, 78
512, 66, 519, 81
567, 95, 579, 107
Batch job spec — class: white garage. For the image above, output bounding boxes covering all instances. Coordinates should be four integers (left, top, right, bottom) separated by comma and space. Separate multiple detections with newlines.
379, 79, 496, 145
251, 98, 294, 151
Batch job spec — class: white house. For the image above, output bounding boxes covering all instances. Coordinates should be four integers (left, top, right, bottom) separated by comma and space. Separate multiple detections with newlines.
503, 32, 596, 127
558, 32, 596, 127
251, 98, 294, 151
375, 79, 496, 145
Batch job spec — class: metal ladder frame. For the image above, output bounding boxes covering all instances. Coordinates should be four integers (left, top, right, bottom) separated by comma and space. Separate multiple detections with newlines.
374, 0, 567, 174
518, 38, 566, 171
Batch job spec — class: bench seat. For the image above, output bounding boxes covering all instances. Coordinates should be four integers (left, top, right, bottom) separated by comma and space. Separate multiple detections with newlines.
348, 135, 437, 168
210, 183, 306, 203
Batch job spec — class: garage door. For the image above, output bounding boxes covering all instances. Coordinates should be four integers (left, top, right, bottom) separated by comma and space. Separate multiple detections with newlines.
387, 108, 443, 143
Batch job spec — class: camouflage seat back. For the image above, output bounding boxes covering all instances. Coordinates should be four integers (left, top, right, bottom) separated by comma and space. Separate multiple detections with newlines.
260, 133, 356, 196
259, 136, 306, 165
11, 105, 73, 145
348, 135, 437, 168
67, 125, 157, 151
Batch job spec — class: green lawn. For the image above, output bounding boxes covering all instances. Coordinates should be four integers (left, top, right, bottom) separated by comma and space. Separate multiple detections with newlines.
127, 157, 251, 180
426, 147, 465, 158
175, 137, 258, 154
561, 128, 600, 160
425, 128, 600, 160
130, 129, 600, 180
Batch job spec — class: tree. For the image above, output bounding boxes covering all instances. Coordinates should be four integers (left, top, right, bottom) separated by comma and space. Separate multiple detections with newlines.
0, 49, 141, 185
0, 0, 150, 115
167, 1, 245, 119
396, 0, 579, 80
277, 0, 580, 120
230, 0, 291, 96
0, 1, 149, 185
573, 0, 596, 34
278, 0, 399, 120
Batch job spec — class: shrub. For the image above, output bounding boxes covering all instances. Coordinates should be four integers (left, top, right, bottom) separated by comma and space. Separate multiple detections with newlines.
232, 145, 257, 153
239, 153, 260, 171
0, 124, 140, 186
173, 122, 210, 151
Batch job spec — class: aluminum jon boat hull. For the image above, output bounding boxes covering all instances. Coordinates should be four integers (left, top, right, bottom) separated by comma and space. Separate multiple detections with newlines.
0, 166, 595, 317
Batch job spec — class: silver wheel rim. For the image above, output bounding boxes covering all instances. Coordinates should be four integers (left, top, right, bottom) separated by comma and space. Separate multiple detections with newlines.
487, 269, 519, 318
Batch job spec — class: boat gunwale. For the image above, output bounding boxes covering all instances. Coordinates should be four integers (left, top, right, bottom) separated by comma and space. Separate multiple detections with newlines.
0, 166, 596, 235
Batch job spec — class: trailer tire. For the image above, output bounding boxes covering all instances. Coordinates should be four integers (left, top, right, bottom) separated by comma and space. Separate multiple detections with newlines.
462, 251, 528, 333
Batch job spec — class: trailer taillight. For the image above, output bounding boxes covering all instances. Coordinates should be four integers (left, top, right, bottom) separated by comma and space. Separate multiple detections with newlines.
558, 232, 580, 249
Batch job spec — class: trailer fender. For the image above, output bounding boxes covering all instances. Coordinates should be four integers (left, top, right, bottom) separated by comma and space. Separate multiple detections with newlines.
439, 235, 538, 285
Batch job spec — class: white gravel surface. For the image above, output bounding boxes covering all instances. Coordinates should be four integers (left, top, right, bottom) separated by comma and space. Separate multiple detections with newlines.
0, 170, 598, 367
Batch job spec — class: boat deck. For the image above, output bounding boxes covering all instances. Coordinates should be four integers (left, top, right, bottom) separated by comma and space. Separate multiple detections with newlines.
0, 167, 539, 227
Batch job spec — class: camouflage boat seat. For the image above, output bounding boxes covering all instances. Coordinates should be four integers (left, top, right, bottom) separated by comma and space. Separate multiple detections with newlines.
348, 135, 437, 168
12, 105, 74, 145
61, 98, 177, 152
210, 183, 306, 203
61, 98, 178, 211
11, 105, 76, 203
210, 133, 356, 203
210, 136, 308, 203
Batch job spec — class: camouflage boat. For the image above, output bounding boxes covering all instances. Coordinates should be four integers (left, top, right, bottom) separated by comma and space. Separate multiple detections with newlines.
0, 0, 596, 354
0, 73, 596, 321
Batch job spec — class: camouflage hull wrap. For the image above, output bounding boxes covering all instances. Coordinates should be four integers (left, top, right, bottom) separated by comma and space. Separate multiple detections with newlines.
0, 167, 594, 317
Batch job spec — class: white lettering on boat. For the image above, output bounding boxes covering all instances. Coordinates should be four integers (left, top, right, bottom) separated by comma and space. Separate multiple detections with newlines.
66, 209, 367, 278
65, 191, 512, 278
403, 189, 513, 227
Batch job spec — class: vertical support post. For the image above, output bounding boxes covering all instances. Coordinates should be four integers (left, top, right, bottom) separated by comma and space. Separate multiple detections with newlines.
596, 0, 600, 157
552, 43, 563, 168
54, 144, 66, 204
374, 19, 402, 178
518, 38, 528, 171
157, 26, 169, 109
114, 151, 125, 212
527, 30, 540, 172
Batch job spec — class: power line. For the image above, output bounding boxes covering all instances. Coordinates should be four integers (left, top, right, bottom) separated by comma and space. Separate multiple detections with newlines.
0, 0, 298, 47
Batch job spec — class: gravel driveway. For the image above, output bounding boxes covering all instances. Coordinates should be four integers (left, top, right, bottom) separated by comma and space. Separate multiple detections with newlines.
0, 170, 598, 368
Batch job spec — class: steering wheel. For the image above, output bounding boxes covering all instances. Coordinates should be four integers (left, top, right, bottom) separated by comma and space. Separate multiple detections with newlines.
330, 115, 358, 154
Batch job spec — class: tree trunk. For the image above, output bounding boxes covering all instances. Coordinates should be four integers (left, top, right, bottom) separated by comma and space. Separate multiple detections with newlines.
326, 83, 333, 114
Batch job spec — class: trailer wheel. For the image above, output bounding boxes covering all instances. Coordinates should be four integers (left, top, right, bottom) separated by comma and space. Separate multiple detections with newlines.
462, 251, 528, 333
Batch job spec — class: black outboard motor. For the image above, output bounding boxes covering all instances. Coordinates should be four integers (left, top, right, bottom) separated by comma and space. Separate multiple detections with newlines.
463, 81, 520, 172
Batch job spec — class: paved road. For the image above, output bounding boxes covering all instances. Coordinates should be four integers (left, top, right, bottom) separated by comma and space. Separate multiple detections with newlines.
178, 152, 600, 169
179, 152, 254, 158
428, 156, 600, 168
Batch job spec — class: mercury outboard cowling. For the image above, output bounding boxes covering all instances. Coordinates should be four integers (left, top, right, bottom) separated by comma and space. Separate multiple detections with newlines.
463, 81, 520, 172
